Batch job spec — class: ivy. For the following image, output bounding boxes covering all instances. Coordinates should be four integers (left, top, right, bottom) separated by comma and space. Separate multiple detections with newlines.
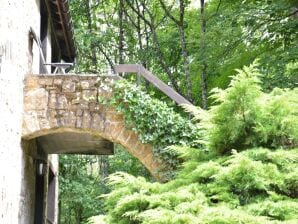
90, 63, 298, 224
100, 80, 200, 176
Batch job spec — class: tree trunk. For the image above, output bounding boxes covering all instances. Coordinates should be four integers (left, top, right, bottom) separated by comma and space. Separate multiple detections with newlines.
98, 155, 109, 180
178, 0, 192, 102
158, 0, 192, 101
118, 0, 125, 64
200, 0, 207, 109
75, 206, 83, 224
126, 0, 182, 94
85, 0, 97, 69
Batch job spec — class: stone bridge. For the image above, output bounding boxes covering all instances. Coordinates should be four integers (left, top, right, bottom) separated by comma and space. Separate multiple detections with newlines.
22, 74, 163, 180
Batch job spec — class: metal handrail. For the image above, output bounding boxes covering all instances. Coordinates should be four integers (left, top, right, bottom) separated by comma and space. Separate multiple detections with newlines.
115, 64, 192, 105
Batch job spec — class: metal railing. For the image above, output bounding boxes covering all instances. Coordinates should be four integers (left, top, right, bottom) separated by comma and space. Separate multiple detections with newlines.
115, 64, 192, 105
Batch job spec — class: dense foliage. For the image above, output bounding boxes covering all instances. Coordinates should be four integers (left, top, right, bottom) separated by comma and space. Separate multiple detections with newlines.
102, 80, 200, 175
200, 61, 298, 153
59, 145, 151, 223
60, 1, 298, 222
70, 0, 298, 106
90, 64, 298, 224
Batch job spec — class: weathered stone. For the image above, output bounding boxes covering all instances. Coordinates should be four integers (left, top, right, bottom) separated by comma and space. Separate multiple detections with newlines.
76, 116, 82, 128
39, 117, 51, 130
39, 77, 53, 86
80, 80, 90, 89
125, 132, 139, 149
56, 95, 68, 109
22, 75, 164, 184
24, 76, 39, 90
48, 92, 57, 109
82, 90, 97, 101
49, 110, 58, 127
106, 112, 123, 122
88, 102, 98, 111
36, 110, 47, 119
53, 78, 63, 86
65, 111, 76, 127
117, 128, 133, 145
24, 88, 48, 110
23, 111, 40, 135
82, 110, 91, 128
62, 80, 75, 92
77, 101, 88, 110
65, 92, 77, 102
76, 109, 83, 116
110, 123, 125, 140
71, 92, 81, 104
91, 113, 102, 130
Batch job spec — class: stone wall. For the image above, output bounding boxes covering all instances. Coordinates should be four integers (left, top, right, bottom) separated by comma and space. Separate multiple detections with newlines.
0, 0, 52, 223
23, 75, 164, 181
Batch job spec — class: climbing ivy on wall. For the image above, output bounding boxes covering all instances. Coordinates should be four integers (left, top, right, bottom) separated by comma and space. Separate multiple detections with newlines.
101, 80, 201, 177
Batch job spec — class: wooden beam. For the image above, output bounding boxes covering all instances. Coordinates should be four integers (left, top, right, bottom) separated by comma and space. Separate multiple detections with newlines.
115, 64, 192, 105
115, 64, 140, 73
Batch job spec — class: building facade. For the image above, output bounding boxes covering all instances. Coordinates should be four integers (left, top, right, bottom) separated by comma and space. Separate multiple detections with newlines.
0, 0, 75, 223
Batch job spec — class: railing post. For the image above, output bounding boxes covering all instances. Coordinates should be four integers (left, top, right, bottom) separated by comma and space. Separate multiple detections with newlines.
137, 64, 141, 86
114, 64, 192, 105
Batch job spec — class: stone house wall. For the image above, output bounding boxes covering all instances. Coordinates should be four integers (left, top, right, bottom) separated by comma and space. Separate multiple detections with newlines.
0, 0, 57, 223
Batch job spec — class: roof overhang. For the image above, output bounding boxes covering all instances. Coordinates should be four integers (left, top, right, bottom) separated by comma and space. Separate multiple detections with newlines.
46, 0, 76, 62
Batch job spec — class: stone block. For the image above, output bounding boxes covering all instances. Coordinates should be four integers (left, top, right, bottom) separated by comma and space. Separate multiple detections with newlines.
76, 116, 82, 128
23, 111, 40, 135
65, 111, 76, 127
110, 123, 125, 140
24, 88, 48, 110
89, 102, 100, 112
82, 111, 91, 128
80, 80, 90, 89
91, 113, 101, 129
82, 90, 97, 102
125, 132, 140, 149
105, 112, 123, 122
76, 109, 83, 116
24, 76, 40, 90
48, 92, 57, 109
56, 95, 68, 109
49, 110, 58, 128
91, 113, 106, 131
62, 80, 75, 92
38, 117, 50, 130
53, 78, 63, 86
78, 101, 89, 110
39, 77, 53, 86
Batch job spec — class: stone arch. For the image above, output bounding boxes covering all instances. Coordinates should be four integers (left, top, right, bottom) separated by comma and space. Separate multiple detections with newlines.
22, 75, 163, 181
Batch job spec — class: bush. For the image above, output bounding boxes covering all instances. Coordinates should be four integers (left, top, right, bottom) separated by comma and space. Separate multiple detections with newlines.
91, 63, 298, 224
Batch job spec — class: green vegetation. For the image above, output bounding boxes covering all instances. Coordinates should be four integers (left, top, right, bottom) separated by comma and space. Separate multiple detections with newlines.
89, 64, 298, 224
102, 80, 200, 176
59, 0, 298, 223
59, 146, 151, 223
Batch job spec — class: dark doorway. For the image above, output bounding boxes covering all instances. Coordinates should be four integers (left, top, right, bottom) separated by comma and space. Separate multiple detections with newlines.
34, 160, 46, 224
47, 166, 56, 224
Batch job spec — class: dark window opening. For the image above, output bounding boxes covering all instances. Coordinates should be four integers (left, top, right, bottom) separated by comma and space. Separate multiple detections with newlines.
40, 0, 48, 73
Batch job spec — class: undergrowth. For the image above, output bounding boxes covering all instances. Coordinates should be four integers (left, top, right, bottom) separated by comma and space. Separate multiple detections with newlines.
91, 62, 298, 224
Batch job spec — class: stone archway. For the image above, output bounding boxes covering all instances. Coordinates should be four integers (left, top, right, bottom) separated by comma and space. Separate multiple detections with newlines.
22, 74, 163, 180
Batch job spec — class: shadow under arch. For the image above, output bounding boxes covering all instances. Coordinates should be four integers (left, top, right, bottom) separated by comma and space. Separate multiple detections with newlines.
23, 74, 165, 181
22, 126, 162, 181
